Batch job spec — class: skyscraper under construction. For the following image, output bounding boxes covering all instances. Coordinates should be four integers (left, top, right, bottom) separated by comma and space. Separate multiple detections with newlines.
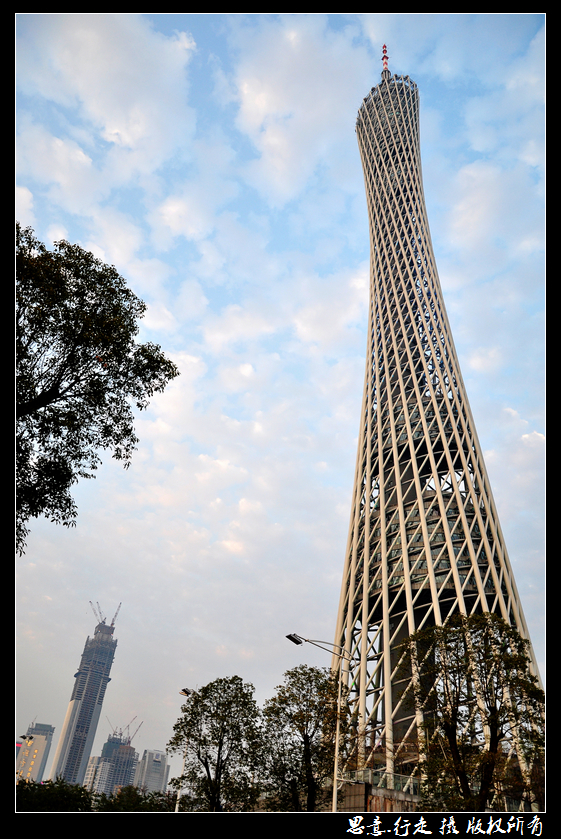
332, 48, 540, 798
49, 605, 119, 786
84, 728, 139, 795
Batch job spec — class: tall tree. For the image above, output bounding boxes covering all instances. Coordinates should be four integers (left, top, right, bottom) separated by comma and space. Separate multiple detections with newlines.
16, 223, 179, 553
400, 613, 544, 812
262, 665, 346, 811
167, 676, 262, 811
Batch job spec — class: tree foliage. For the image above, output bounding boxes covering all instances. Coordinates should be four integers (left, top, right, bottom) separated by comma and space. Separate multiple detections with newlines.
95, 785, 178, 811
16, 223, 179, 553
167, 676, 263, 812
16, 777, 96, 812
262, 664, 346, 811
16, 779, 177, 812
400, 613, 544, 812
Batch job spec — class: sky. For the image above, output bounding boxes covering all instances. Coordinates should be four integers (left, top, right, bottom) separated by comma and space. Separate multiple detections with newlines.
16, 14, 545, 782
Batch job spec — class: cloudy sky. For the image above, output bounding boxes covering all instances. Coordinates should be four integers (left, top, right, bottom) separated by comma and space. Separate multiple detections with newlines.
16, 14, 544, 780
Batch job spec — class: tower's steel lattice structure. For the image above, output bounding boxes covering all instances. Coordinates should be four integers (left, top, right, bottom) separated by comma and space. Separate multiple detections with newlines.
333, 49, 539, 783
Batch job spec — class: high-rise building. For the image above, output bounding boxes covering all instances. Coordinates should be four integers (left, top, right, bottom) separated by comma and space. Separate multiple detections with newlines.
134, 749, 170, 794
85, 731, 138, 795
104, 738, 138, 793
49, 608, 119, 786
84, 755, 112, 793
16, 722, 55, 783
333, 48, 540, 796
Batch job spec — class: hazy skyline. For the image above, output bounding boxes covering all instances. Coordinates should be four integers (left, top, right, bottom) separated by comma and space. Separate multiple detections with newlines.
16, 14, 544, 780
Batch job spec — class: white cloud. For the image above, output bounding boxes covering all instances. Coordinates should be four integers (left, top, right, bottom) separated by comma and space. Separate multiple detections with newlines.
467, 346, 503, 373
17, 14, 198, 253
203, 303, 278, 352
17, 15, 196, 159
156, 194, 215, 242
174, 278, 209, 322
45, 224, 69, 245
292, 267, 368, 352
85, 209, 144, 265
229, 15, 370, 205
17, 121, 100, 215
16, 186, 35, 226
445, 160, 544, 283
483, 409, 544, 529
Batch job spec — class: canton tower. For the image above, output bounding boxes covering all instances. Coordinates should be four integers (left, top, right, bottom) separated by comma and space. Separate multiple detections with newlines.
333, 48, 539, 785
49, 604, 120, 785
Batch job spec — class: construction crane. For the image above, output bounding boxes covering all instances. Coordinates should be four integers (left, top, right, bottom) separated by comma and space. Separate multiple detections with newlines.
89, 601, 121, 626
129, 720, 143, 744
107, 716, 143, 745
89, 601, 105, 623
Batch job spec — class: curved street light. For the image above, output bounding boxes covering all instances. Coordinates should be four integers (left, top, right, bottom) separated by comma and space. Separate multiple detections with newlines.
286, 632, 353, 812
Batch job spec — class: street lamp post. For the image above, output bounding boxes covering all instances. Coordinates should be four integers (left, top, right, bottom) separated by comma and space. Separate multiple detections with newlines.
174, 688, 193, 813
286, 633, 352, 812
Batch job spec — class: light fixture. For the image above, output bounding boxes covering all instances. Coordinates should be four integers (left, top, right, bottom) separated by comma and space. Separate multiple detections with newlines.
286, 633, 304, 645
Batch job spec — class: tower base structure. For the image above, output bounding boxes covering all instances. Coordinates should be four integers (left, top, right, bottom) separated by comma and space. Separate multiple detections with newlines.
340, 780, 420, 813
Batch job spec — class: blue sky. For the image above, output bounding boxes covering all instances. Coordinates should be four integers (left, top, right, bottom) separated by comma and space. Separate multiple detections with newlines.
16, 14, 544, 777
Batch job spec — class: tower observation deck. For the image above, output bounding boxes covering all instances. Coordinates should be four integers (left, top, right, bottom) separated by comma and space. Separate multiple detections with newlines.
332, 48, 540, 789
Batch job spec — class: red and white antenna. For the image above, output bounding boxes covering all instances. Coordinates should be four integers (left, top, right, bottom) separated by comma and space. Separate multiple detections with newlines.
382, 44, 389, 73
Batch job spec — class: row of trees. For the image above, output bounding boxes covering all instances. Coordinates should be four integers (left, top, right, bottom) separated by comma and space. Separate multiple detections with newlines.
16, 665, 341, 813
16, 618, 544, 813
166, 615, 544, 813
167, 665, 342, 812
16, 777, 179, 812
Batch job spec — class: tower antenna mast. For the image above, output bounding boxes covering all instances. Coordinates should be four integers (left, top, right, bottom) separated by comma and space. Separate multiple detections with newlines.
382, 43, 389, 73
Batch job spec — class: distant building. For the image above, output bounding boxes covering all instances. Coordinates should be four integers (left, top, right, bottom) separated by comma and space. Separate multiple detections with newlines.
49, 609, 119, 785
84, 755, 112, 793
134, 749, 170, 793
85, 730, 139, 796
16, 722, 55, 782
108, 739, 138, 793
